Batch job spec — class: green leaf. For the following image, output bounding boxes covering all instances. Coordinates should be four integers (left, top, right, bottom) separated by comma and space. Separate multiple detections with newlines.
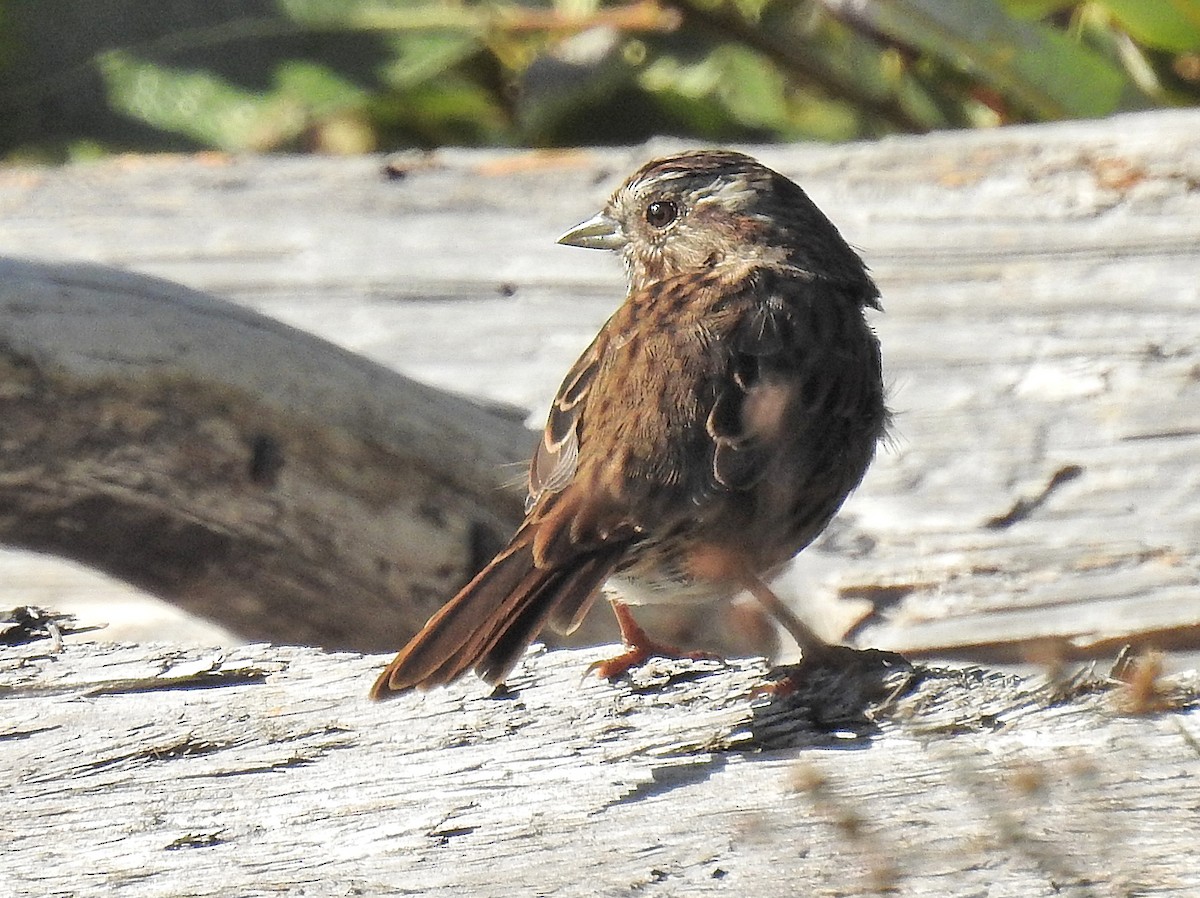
378, 33, 482, 89
97, 51, 368, 150
711, 47, 792, 129
1100, 0, 1200, 51
999, 0, 1077, 19
275, 61, 368, 113
372, 74, 509, 146
851, 0, 1135, 118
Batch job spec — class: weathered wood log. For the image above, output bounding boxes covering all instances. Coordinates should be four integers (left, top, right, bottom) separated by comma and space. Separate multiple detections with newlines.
1, 110, 1199, 662
0, 257, 531, 651
2, 636, 1197, 896
3, 110, 1200, 898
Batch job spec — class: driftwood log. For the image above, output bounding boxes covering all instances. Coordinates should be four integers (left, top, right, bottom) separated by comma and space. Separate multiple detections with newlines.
2, 110, 1200, 896
0, 257, 531, 651
0, 109, 1199, 661
2, 636, 1198, 896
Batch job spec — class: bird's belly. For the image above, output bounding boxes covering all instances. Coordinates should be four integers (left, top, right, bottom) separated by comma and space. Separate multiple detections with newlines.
606, 423, 878, 608
606, 571, 732, 606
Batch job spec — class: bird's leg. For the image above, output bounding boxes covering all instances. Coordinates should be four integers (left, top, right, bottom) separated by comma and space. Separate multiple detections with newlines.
738, 572, 833, 661
687, 542, 834, 660
739, 572, 840, 698
587, 600, 720, 681
738, 568, 911, 698
688, 544, 836, 697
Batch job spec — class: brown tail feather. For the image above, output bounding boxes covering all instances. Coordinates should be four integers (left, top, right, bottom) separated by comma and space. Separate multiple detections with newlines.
472, 551, 620, 683
370, 533, 625, 698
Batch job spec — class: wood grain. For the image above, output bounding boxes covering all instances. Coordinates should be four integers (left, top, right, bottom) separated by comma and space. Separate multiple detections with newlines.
0, 258, 530, 651
2, 637, 1197, 897
0, 110, 1198, 662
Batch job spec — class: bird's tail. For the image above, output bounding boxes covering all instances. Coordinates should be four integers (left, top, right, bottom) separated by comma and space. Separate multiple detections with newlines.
370, 529, 623, 698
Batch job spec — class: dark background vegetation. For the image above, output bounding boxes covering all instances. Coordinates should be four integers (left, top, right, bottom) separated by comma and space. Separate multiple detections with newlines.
2, 0, 1199, 159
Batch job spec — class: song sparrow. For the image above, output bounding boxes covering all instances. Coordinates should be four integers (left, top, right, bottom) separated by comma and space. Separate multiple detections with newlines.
371, 150, 887, 698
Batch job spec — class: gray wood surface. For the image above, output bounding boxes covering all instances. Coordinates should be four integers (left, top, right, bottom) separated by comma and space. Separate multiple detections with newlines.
0, 257, 530, 651
3, 111, 1200, 894
1, 109, 1199, 663
2, 637, 1197, 897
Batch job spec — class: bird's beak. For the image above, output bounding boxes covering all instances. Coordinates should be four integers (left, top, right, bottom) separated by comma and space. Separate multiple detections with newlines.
557, 212, 625, 251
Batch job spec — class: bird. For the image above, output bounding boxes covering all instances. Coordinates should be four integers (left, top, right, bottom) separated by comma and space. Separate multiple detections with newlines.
370, 149, 887, 699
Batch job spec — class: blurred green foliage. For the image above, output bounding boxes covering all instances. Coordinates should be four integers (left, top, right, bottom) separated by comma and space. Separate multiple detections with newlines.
1, 0, 1198, 159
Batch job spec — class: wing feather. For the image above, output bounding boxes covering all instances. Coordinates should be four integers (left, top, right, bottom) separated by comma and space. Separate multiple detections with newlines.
528, 330, 606, 510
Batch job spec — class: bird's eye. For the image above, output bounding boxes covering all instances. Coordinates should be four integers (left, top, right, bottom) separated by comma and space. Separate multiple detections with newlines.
645, 200, 678, 229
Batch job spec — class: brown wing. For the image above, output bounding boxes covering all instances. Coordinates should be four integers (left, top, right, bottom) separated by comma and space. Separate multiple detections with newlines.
527, 329, 606, 511
706, 295, 790, 491
532, 271, 788, 515
371, 323, 631, 697
707, 275, 887, 564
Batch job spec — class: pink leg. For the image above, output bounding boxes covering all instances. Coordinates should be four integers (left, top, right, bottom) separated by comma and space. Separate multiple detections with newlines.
588, 600, 721, 681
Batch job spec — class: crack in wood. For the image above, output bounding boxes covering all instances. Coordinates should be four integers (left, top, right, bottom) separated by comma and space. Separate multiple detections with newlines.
81, 667, 272, 696
983, 464, 1084, 530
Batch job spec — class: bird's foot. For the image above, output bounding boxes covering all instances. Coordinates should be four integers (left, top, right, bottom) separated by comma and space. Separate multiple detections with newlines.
588, 600, 722, 681
587, 641, 722, 681
751, 645, 911, 699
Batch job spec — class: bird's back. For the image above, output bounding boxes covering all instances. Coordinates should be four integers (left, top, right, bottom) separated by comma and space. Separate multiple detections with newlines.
565, 261, 886, 605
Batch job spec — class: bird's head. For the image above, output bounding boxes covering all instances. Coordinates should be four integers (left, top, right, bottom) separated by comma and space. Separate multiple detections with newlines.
558, 150, 874, 302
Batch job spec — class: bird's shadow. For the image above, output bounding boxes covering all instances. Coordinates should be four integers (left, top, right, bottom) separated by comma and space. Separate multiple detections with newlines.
739, 648, 918, 752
